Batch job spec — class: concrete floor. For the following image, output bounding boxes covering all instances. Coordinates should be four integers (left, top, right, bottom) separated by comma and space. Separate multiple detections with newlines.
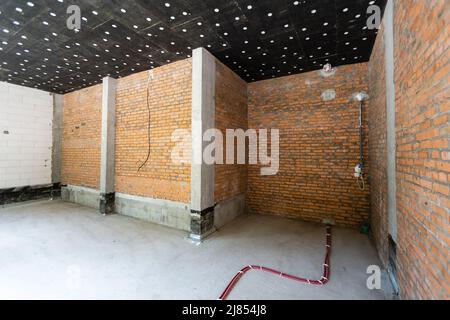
0, 200, 391, 300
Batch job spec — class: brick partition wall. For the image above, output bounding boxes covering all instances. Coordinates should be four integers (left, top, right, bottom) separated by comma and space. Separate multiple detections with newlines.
114, 59, 192, 203
368, 23, 389, 267
247, 63, 370, 228
61, 84, 102, 189
393, 0, 449, 300
214, 61, 248, 203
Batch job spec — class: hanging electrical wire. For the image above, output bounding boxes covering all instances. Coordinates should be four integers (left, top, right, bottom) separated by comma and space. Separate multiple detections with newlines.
138, 70, 154, 172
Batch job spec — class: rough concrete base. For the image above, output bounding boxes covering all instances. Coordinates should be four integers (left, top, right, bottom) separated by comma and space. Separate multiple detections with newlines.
0, 200, 392, 300
61, 185, 100, 210
50, 183, 61, 199
99, 192, 115, 215
115, 193, 190, 231
382, 269, 398, 300
189, 207, 216, 241
214, 193, 246, 229
0, 183, 54, 205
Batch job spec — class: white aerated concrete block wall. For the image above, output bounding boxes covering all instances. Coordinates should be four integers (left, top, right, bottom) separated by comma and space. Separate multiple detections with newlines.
0, 82, 53, 188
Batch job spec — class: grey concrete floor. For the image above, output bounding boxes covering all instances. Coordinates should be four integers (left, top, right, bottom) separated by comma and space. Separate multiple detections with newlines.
0, 200, 390, 300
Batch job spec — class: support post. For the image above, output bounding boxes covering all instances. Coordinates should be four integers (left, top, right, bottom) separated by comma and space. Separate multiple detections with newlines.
384, 0, 397, 242
384, 0, 399, 295
190, 48, 216, 240
99, 77, 117, 214
51, 94, 63, 198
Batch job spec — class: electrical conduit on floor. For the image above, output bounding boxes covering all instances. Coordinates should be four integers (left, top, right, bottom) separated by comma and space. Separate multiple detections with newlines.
218, 225, 332, 300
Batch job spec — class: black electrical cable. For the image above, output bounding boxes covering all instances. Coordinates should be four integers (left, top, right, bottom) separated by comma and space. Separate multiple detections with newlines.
138, 72, 152, 172
359, 100, 364, 164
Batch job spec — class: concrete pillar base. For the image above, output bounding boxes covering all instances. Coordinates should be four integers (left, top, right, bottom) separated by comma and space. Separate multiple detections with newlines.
189, 206, 215, 241
50, 183, 61, 199
99, 192, 115, 215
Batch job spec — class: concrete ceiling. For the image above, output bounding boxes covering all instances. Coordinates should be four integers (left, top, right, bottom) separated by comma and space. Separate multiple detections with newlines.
0, 0, 386, 93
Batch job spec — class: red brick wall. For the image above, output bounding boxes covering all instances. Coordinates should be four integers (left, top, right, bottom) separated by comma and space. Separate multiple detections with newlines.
61, 84, 102, 189
393, 0, 449, 300
247, 63, 370, 228
368, 23, 389, 267
214, 61, 248, 203
114, 59, 192, 203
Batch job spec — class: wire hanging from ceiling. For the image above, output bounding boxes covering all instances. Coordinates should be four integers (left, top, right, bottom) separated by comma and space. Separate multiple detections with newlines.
138, 69, 154, 172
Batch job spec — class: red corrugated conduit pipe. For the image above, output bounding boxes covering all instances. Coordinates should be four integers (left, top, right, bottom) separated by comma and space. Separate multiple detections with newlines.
218, 225, 332, 300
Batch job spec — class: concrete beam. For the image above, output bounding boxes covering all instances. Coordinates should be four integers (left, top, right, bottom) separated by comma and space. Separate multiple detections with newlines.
99, 77, 117, 214
190, 48, 216, 240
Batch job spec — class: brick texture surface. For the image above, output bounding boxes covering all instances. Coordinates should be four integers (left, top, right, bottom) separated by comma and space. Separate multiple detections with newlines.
393, 0, 449, 300
368, 23, 389, 267
214, 61, 248, 203
247, 63, 370, 228
114, 59, 192, 203
61, 84, 102, 189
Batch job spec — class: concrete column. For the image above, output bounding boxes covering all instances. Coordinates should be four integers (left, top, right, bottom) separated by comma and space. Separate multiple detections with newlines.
51, 94, 63, 197
384, 0, 399, 295
384, 0, 397, 242
99, 77, 117, 214
190, 48, 216, 241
